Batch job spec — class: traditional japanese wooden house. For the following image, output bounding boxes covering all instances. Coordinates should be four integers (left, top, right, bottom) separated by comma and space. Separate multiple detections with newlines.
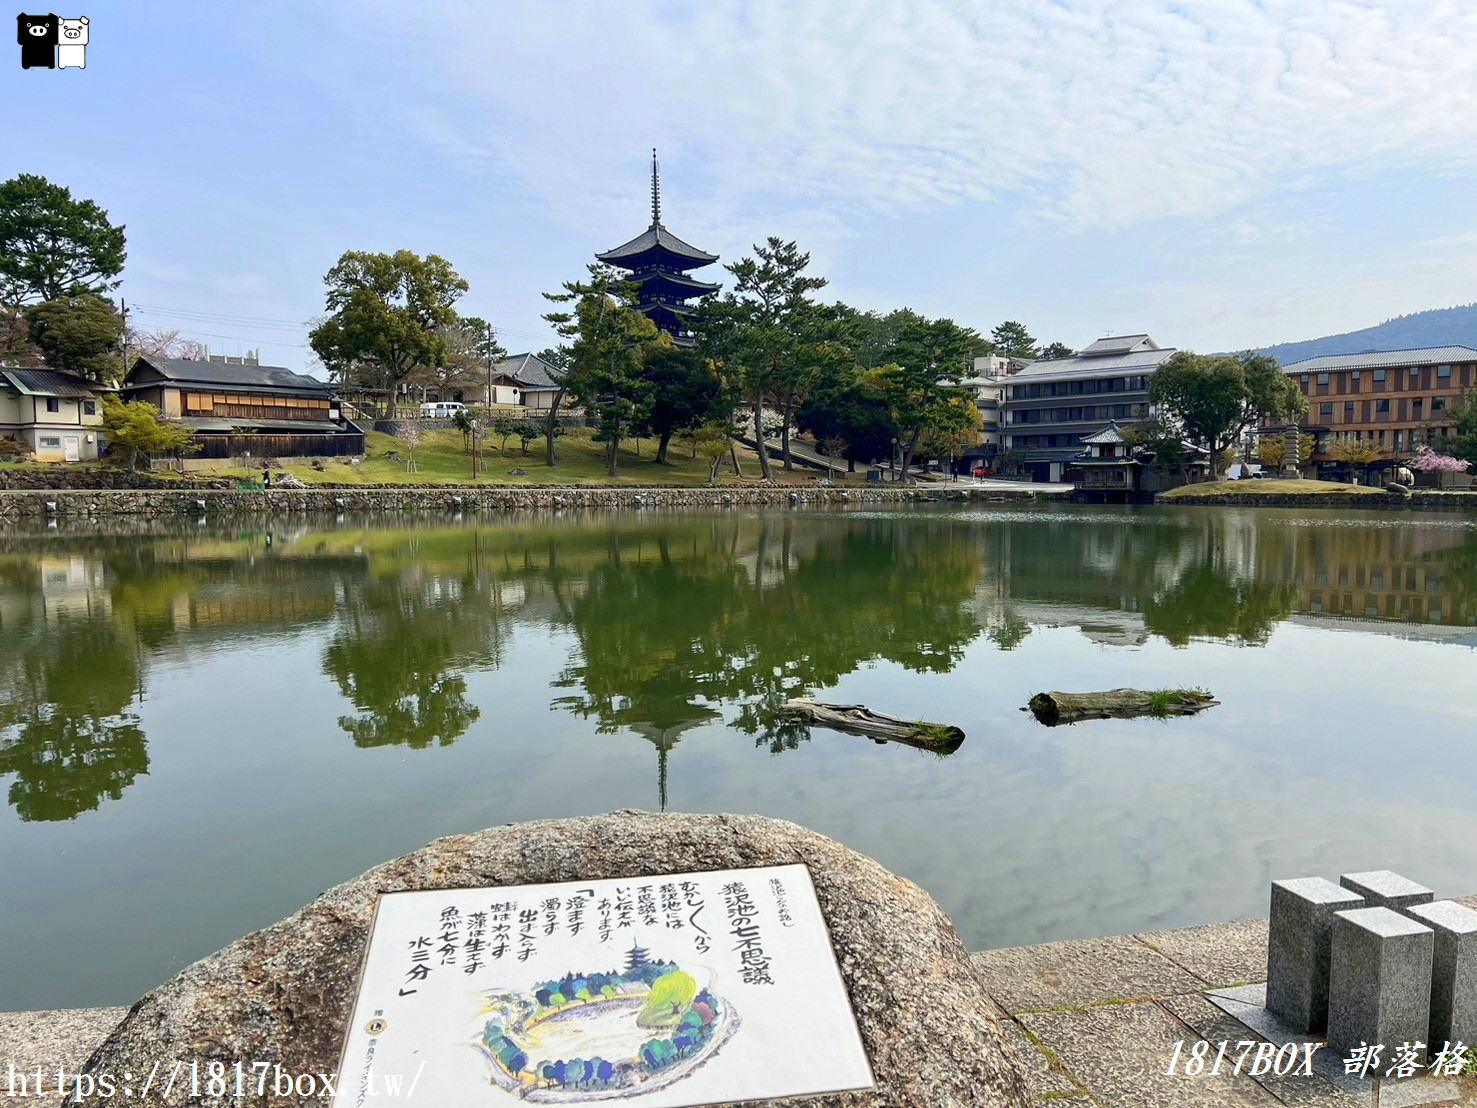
121, 354, 364, 465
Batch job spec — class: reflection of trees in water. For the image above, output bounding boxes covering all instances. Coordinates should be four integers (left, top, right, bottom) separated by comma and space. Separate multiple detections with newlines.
549, 518, 983, 763
1142, 560, 1297, 646
0, 571, 149, 821
5, 509, 1471, 821
323, 557, 516, 750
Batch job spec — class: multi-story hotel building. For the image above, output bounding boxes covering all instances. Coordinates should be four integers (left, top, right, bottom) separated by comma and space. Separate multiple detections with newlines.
1273, 345, 1477, 468
1002, 334, 1173, 482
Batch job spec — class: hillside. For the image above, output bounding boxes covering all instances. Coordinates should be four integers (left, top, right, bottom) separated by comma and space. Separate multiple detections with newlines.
1251, 303, 1477, 365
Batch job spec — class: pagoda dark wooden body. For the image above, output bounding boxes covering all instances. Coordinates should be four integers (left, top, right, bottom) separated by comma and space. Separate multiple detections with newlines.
597, 151, 719, 342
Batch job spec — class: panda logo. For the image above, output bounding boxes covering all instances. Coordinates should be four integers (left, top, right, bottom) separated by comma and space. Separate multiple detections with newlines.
17, 13, 58, 69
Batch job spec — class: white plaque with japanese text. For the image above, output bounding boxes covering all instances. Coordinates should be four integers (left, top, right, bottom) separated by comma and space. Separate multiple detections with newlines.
332, 864, 874, 1106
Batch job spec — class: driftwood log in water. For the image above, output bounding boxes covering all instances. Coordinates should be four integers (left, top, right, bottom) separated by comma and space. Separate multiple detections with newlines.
778, 699, 965, 753
1028, 688, 1219, 726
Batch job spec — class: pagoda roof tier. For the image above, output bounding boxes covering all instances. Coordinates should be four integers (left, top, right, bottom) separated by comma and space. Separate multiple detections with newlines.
627, 268, 721, 298
639, 301, 699, 328
598, 222, 719, 269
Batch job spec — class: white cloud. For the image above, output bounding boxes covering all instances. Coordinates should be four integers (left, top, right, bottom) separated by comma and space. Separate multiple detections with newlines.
328, 0, 1477, 243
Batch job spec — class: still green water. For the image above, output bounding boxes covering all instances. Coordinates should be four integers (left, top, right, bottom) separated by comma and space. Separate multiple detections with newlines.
2, 504, 1476, 1010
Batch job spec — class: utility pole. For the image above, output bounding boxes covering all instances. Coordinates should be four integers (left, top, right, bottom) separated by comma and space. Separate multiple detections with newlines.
493, 319, 505, 410
119, 297, 128, 383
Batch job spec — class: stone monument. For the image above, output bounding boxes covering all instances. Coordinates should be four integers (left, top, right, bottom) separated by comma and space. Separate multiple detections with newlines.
73, 811, 1030, 1107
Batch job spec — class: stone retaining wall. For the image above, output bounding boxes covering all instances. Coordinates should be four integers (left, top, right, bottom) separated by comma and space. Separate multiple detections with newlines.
0, 467, 234, 491
0, 484, 1066, 519
1159, 490, 1477, 511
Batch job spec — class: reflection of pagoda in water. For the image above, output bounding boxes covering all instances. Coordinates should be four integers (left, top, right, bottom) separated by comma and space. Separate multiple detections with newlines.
628, 712, 719, 812
597, 150, 719, 345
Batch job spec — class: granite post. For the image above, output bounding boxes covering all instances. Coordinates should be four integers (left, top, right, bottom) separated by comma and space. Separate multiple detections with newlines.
1404, 900, 1477, 1052
1267, 877, 1366, 1033
1340, 871, 1435, 911
1327, 907, 1434, 1067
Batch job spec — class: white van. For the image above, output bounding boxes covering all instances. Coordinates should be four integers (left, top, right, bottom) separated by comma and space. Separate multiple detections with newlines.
419, 401, 466, 419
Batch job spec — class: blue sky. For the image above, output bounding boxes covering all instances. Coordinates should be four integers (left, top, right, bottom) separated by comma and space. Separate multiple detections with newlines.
6, 0, 1477, 372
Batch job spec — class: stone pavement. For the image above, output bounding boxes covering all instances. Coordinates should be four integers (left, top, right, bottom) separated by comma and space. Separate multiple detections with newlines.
972, 908, 1477, 1106
8, 909, 1477, 1105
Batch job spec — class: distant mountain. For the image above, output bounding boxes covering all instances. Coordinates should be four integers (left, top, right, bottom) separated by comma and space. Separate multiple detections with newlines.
1249, 303, 1477, 366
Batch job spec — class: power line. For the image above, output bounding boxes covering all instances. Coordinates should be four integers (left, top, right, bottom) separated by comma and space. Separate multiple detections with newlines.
130, 299, 553, 344
130, 302, 314, 327
130, 308, 310, 335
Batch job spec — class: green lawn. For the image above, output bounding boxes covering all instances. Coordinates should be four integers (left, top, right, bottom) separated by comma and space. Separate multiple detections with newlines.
1161, 478, 1383, 498
218, 428, 819, 487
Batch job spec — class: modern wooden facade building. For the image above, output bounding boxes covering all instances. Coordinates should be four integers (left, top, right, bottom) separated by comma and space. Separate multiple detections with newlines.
121, 354, 364, 464
596, 151, 719, 344
1267, 346, 1477, 472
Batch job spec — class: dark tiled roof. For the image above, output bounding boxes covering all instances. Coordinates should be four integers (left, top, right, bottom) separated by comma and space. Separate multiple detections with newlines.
492, 352, 562, 390
130, 356, 330, 394
0, 367, 100, 397
1080, 334, 1158, 356
597, 223, 719, 266
1010, 347, 1177, 382
1079, 421, 1128, 444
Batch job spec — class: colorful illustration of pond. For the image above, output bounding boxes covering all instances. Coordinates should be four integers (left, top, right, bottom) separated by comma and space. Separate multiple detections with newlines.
332, 864, 875, 1107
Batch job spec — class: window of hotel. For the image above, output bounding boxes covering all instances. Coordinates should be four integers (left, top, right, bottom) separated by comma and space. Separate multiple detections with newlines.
1351, 371, 1361, 383
1438, 364, 1452, 379
1433, 396, 1446, 412
1300, 374, 1310, 386
1373, 369, 1387, 383
83, 400, 96, 415
45, 397, 59, 412
40, 436, 60, 447
1412, 399, 1423, 419
1376, 399, 1390, 413
1344, 401, 1355, 417
1317, 373, 1329, 386
1395, 430, 1404, 451
1320, 402, 1333, 416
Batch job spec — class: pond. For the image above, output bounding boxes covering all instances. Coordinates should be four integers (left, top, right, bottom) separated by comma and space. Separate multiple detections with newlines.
2, 504, 1476, 1010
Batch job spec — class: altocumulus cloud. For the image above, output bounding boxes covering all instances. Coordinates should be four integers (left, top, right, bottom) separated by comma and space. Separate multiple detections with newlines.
330, 0, 1477, 239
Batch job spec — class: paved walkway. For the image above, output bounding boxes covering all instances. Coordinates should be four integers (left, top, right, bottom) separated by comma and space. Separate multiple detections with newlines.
9, 908, 1475, 1105
973, 904, 1477, 1106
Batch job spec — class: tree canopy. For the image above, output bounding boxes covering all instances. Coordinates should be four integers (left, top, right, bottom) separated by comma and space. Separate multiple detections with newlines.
0, 174, 126, 304
990, 320, 1036, 358
1147, 351, 1304, 478
1448, 389, 1477, 467
543, 263, 660, 478
101, 396, 197, 469
698, 237, 828, 480
308, 250, 468, 411
25, 293, 124, 383
876, 311, 984, 477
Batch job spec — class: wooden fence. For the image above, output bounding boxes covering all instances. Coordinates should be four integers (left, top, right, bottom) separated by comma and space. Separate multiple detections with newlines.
191, 433, 366, 461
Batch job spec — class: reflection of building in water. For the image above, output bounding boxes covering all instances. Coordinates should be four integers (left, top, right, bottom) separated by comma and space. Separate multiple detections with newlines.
36, 556, 110, 620
969, 511, 1477, 648
1261, 524, 1477, 630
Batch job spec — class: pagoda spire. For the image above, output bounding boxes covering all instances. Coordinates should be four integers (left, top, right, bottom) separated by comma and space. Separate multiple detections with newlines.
650, 147, 661, 226
596, 150, 719, 344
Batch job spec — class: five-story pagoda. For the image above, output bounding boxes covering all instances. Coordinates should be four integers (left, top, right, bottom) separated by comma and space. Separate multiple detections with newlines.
597, 150, 719, 344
